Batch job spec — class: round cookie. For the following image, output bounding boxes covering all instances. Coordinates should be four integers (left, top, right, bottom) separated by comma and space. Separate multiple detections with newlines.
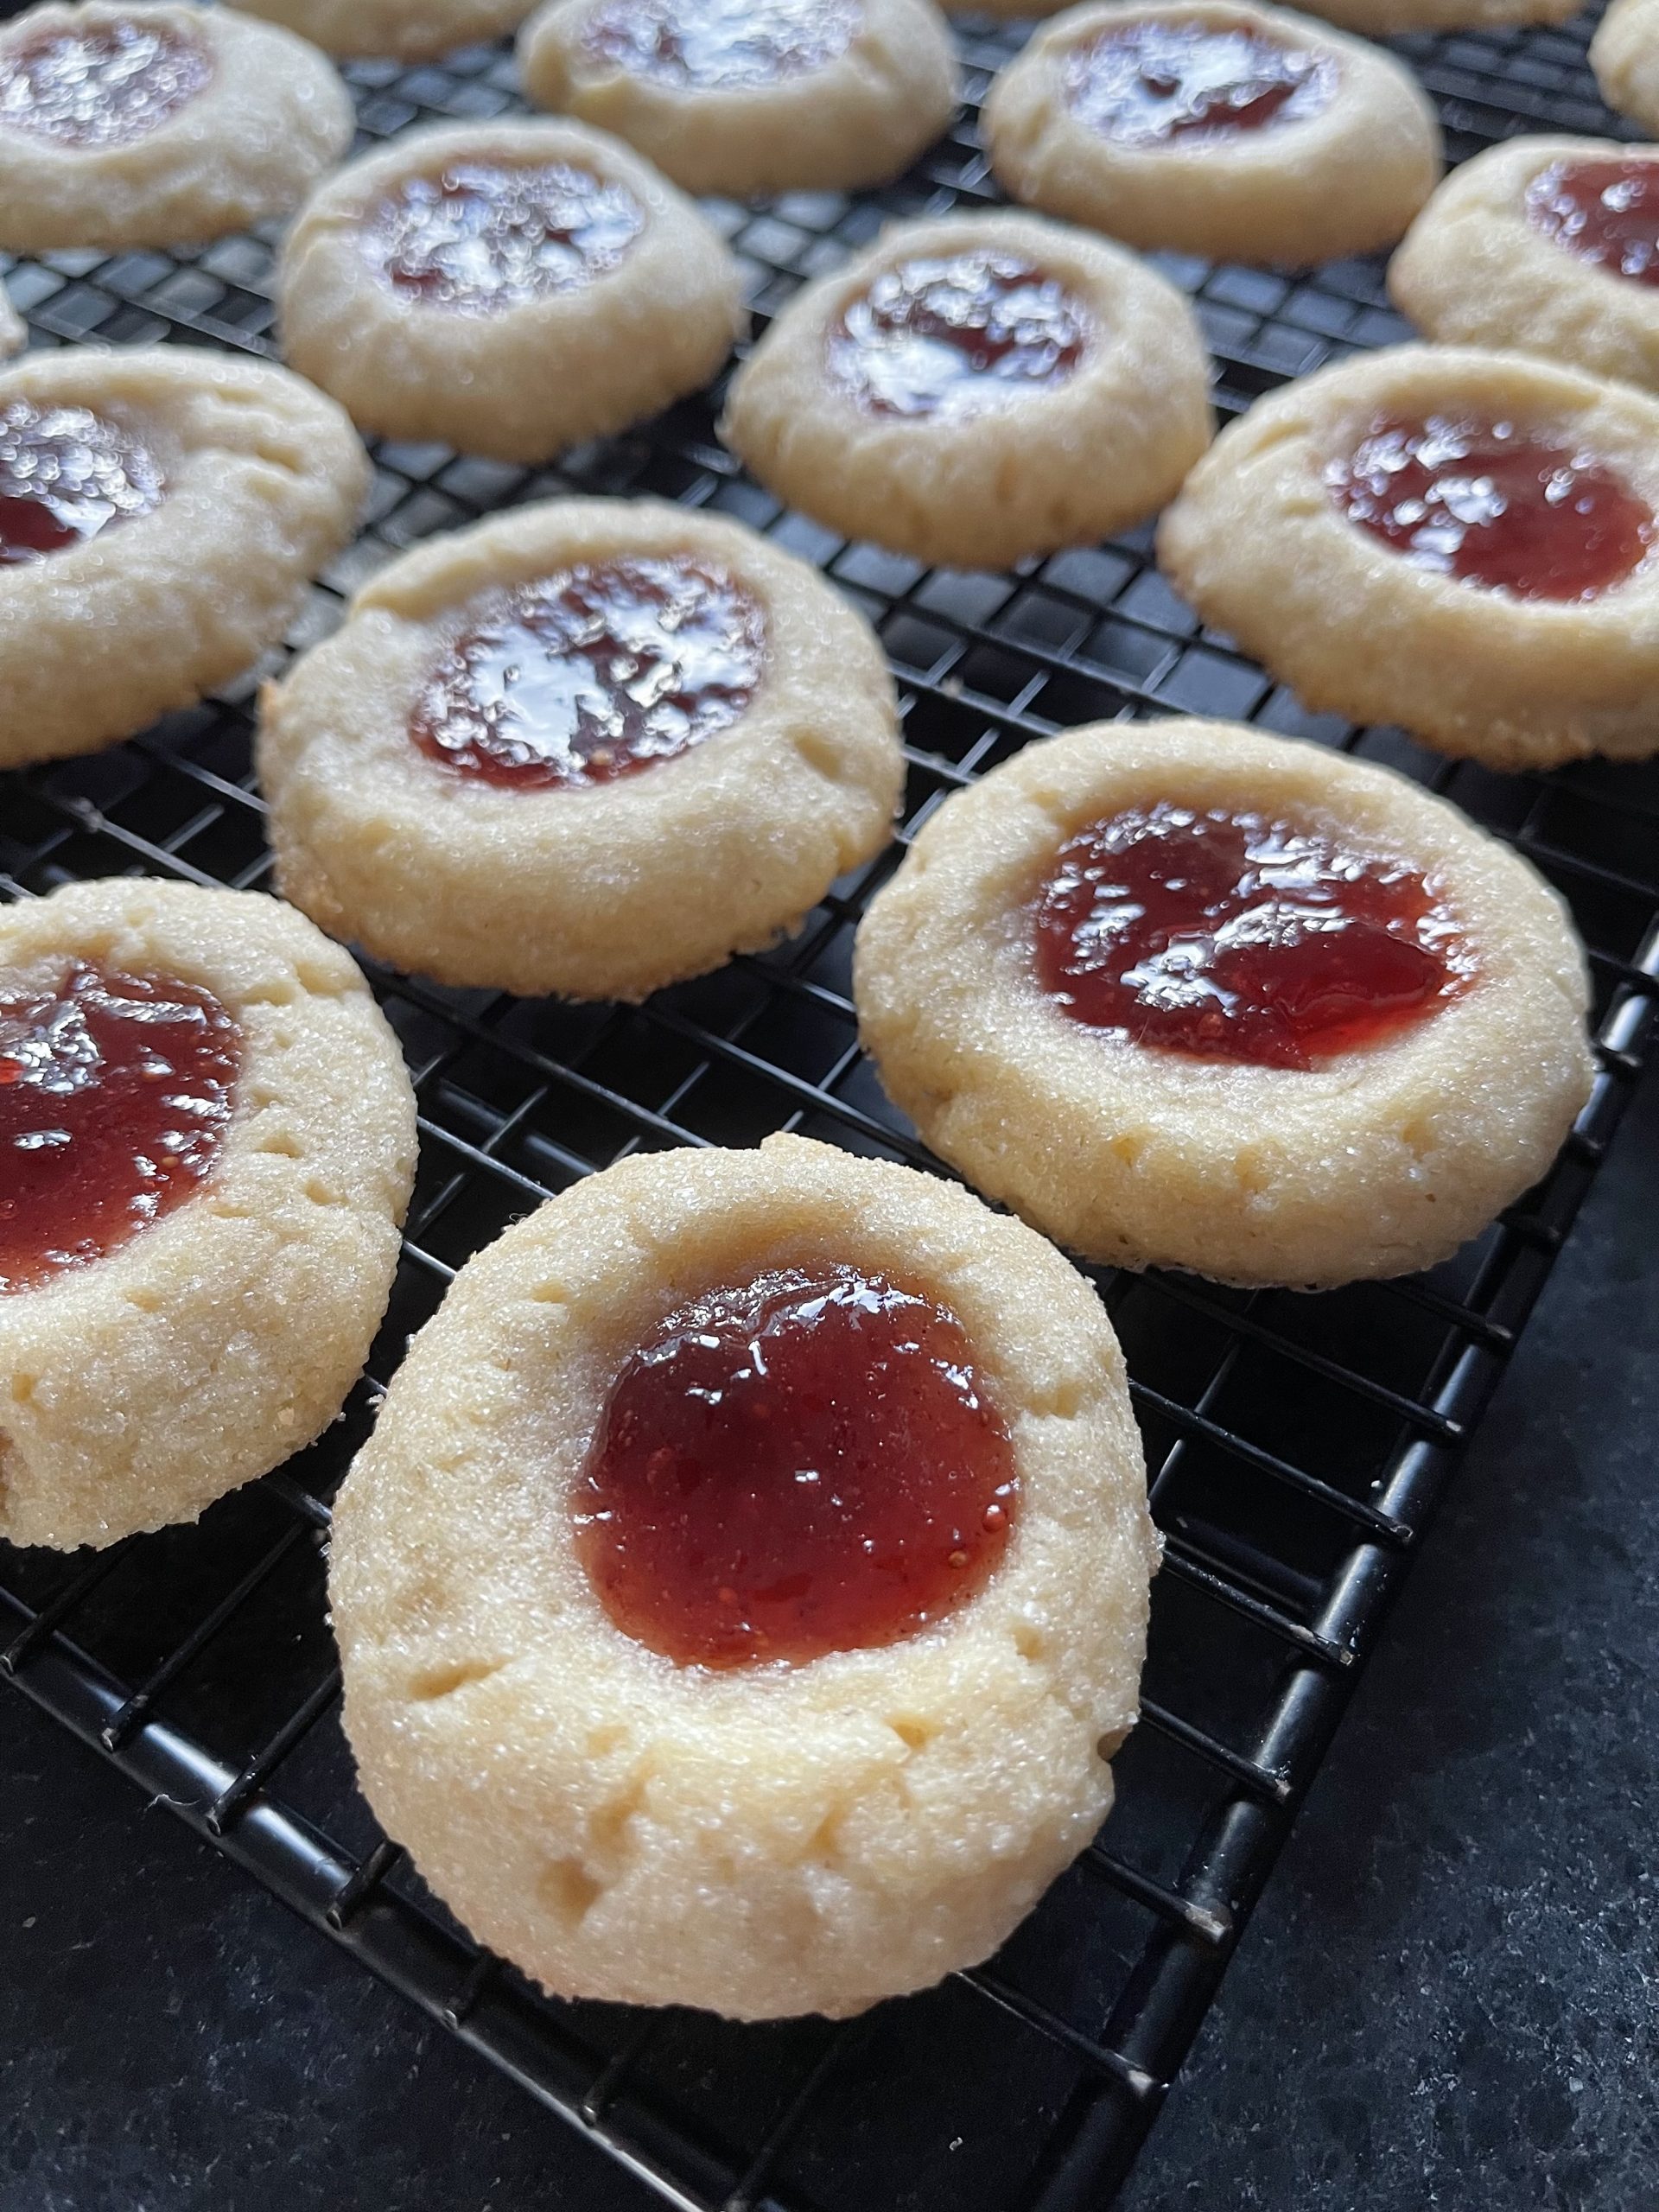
517, 0, 959, 199
279, 119, 746, 462
0, 346, 367, 769
720, 209, 1212, 571
0, 280, 21, 358
1390, 137, 1659, 393
855, 719, 1593, 1288
257, 498, 903, 1001
0, 2, 353, 251
235, 0, 532, 60
328, 1134, 1156, 2021
0, 877, 416, 1551
1592, 0, 1659, 137
1157, 344, 1659, 770
984, 0, 1441, 267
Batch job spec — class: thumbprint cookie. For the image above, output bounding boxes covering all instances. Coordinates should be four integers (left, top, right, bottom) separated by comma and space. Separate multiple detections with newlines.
279, 119, 746, 462
0, 346, 366, 769
0, 878, 416, 1551
517, 0, 959, 199
984, 0, 1440, 267
257, 498, 903, 1001
0, 2, 353, 250
328, 1135, 1155, 2021
1391, 137, 1659, 393
720, 209, 1211, 571
1158, 345, 1659, 770
236, 0, 533, 60
1592, 0, 1659, 137
855, 719, 1593, 1288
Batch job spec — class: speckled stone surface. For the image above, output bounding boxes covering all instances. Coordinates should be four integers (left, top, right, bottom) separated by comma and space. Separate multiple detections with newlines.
3, 1071, 1656, 2211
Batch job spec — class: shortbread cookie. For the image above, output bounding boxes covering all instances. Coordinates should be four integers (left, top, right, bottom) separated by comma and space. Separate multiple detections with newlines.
1390, 137, 1659, 393
1159, 345, 1659, 769
0, 280, 21, 357
236, 0, 531, 60
1592, 0, 1659, 135
0, 2, 353, 250
855, 720, 1592, 1287
0, 877, 416, 1551
985, 0, 1440, 266
0, 346, 366, 768
329, 1134, 1155, 2020
280, 120, 746, 461
258, 499, 903, 1000
518, 0, 959, 197
721, 209, 1211, 570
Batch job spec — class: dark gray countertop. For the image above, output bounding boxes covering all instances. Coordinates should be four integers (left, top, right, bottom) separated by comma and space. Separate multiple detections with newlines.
4, 1071, 1656, 2212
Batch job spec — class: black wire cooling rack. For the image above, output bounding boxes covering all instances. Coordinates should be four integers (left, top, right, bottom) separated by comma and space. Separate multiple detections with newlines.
3, 8, 1657, 2207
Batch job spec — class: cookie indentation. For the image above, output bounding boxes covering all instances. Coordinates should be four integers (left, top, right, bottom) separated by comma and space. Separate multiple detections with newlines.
367, 158, 644, 314
0, 962, 240, 1294
582, 0, 861, 90
1064, 17, 1333, 148
828, 249, 1090, 419
1527, 156, 1659, 289
0, 398, 164, 565
573, 1264, 1018, 1668
0, 20, 212, 149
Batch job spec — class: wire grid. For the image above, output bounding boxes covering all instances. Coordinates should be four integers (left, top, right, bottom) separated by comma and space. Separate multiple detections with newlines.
2, 8, 1657, 2208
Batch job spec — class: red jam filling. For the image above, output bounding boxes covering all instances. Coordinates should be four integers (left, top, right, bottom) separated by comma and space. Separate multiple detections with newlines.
829, 250, 1089, 419
1064, 18, 1333, 149
1327, 413, 1652, 601
0, 962, 239, 1295
0, 398, 165, 566
1526, 156, 1659, 288
582, 0, 860, 89
0, 21, 211, 148
1033, 802, 1471, 1070
574, 1265, 1019, 1669
367, 160, 644, 314
410, 555, 765, 789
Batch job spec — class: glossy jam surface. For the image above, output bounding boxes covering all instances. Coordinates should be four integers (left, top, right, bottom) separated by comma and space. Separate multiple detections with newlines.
410, 555, 765, 789
0, 963, 240, 1295
582, 0, 860, 89
0, 398, 165, 567
0, 21, 212, 148
574, 1265, 1019, 1669
1327, 413, 1653, 601
367, 160, 644, 314
1527, 156, 1659, 289
1034, 803, 1471, 1070
829, 250, 1089, 419
1064, 18, 1333, 148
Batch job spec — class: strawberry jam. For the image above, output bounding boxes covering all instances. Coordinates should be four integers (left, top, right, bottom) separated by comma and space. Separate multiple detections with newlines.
583, 0, 859, 89
0, 399, 165, 566
0, 19, 212, 148
410, 555, 765, 789
1328, 413, 1652, 600
1526, 156, 1659, 288
574, 1265, 1018, 1669
829, 250, 1089, 419
0, 962, 240, 1295
1033, 802, 1471, 1070
1064, 18, 1333, 148
367, 160, 644, 313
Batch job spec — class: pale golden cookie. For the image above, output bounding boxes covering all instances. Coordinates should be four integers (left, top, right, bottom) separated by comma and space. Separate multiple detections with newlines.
0, 346, 367, 769
0, 878, 416, 1552
855, 720, 1593, 1288
257, 498, 903, 1001
1158, 345, 1659, 770
0, 2, 353, 251
236, 0, 531, 60
1592, 0, 1659, 135
985, 0, 1440, 267
518, 0, 959, 198
329, 1134, 1156, 2021
280, 119, 746, 462
721, 208, 1211, 571
1390, 137, 1659, 392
